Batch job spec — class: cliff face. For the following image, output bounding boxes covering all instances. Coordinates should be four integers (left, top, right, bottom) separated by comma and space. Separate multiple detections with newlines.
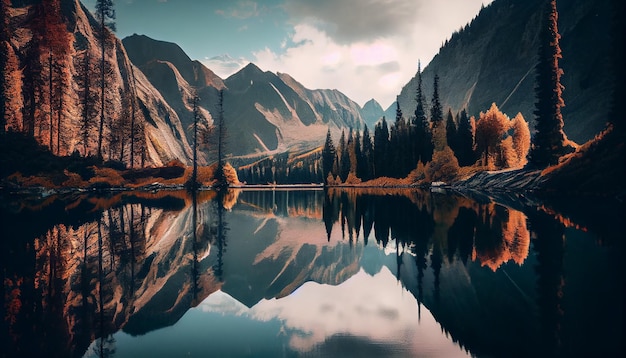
392, 0, 612, 143
3, 1, 366, 169
2, 0, 195, 166
123, 34, 366, 158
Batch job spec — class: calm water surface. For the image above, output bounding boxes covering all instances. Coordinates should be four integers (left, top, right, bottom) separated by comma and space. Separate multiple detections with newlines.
0, 189, 623, 357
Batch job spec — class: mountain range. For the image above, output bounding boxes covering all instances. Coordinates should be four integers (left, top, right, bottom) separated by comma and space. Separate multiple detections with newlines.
123, 34, 367, 160
391, 0, 612, 143
1, 0, 615, 168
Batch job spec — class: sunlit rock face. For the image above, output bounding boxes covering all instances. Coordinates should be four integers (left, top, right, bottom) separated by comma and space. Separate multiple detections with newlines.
4, 0, 193, 166
123, 35, 366, 159
393, 0, 612, 143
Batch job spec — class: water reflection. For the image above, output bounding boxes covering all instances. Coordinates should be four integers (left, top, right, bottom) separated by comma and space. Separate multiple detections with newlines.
0, 189, 623, 357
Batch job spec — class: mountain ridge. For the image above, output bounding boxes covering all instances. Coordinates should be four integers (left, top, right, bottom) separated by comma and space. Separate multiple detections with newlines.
391, 0, 612, 143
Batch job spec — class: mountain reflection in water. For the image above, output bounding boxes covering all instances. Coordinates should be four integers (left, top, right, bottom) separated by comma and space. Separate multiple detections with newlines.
0, 189, 623, 357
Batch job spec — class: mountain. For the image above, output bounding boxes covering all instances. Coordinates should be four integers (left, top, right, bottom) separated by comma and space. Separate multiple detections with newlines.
122, 34, 366, 160
392, 0, 612, 143
2, 0, 195, 167
360, 99, 384, 128
2, 1, 365, 171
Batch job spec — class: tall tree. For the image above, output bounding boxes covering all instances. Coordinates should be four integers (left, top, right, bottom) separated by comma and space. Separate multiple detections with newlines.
455, 109, 476, 166
0, 0, 10, 134
360, 124, 374, 181
95, 0, 115, 159
430, 74, 445, 150
412, 62, 434, 164
322, 128, 336, 183
374, 117, 390, 177
189, 94, 200, 189
445, 108, 457, 152
529, 0, 570, 167
214, 89, 227, 187
511, 113, 531, 167
75, 50, 96, 156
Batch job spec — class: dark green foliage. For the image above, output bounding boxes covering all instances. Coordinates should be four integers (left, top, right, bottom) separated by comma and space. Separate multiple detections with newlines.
0, 131, 100, 179
322, 128, 336, 182
529, 0, 570, 167
455, 109, 476, 166
359, 124, 374, 180
430, 74, 443, 124
339, 130, 350, 182
412, 63, 434, 164
446, 109, 457, 151
373, 117, 390, 177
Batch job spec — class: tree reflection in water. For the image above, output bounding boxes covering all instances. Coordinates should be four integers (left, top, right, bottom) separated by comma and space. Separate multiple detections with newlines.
0, 189, 622, 357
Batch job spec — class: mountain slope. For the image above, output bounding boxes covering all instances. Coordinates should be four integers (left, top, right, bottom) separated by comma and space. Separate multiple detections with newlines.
2, 0, 193, 166
392, 0, 612, 143
123, 34, 366, 158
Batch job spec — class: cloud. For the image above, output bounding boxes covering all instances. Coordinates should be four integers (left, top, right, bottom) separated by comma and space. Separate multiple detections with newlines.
216, 1, 261, 19
202, 54, 249, 79
283, 0, 420, 44
252, 0, 492, 108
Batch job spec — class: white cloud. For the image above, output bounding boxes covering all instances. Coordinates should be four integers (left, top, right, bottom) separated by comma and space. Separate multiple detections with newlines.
252, 0, 491, 109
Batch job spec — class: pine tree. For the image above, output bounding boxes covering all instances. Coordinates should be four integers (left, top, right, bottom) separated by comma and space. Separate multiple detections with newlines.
456, 109, 476, 166
374, 117, 390, 177
215, 89, 227, 187
412, 62, 434, 164
430, 74, 443, 124
322, 128, 336, 183
445, 108, 457, 152
529, 0, 570, 167
360, 124, 374, 180
95, 0, 115, 159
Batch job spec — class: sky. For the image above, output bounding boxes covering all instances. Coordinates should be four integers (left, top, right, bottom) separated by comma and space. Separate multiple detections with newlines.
83, 0, 492, 109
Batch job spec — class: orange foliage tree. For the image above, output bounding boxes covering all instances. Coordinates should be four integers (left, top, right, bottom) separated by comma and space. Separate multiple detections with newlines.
475, 103, 509, 167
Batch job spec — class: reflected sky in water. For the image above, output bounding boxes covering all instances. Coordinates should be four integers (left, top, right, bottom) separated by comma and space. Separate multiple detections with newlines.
1, 189, 623, 357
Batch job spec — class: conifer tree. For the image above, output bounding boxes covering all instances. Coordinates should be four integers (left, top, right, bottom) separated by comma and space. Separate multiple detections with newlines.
445, 108, 457, 152
95, 0, 115, 159
322, 128, 336, 183
374, 117, 390, 177
412, 62, 434, 164
360, 124, 374, 180
529, 0, 570, 167
430, 74, 443, 124
339, 130, 350, 182
456, 109, 476, 166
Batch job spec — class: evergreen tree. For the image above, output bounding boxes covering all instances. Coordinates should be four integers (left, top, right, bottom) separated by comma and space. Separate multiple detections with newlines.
374, 117, 390, 177
322, 128, 336, 183
456, 109, 476, 166
412, 62, 434, 164
339, 130, 350, 182
430, 74, 443, 124
360, 124, 374, 180
95, 0, 115, 159
529, 0, 570, 167
445, 108, 457, 151
214, 89, 227, 187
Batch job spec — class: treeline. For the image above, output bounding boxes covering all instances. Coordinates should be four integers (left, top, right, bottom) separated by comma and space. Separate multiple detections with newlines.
237, 150, 324, 184
322, 69, 531, 184
0, 0, 147, 169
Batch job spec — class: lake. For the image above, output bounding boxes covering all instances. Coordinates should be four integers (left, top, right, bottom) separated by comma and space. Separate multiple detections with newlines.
0, 188, 623, 357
